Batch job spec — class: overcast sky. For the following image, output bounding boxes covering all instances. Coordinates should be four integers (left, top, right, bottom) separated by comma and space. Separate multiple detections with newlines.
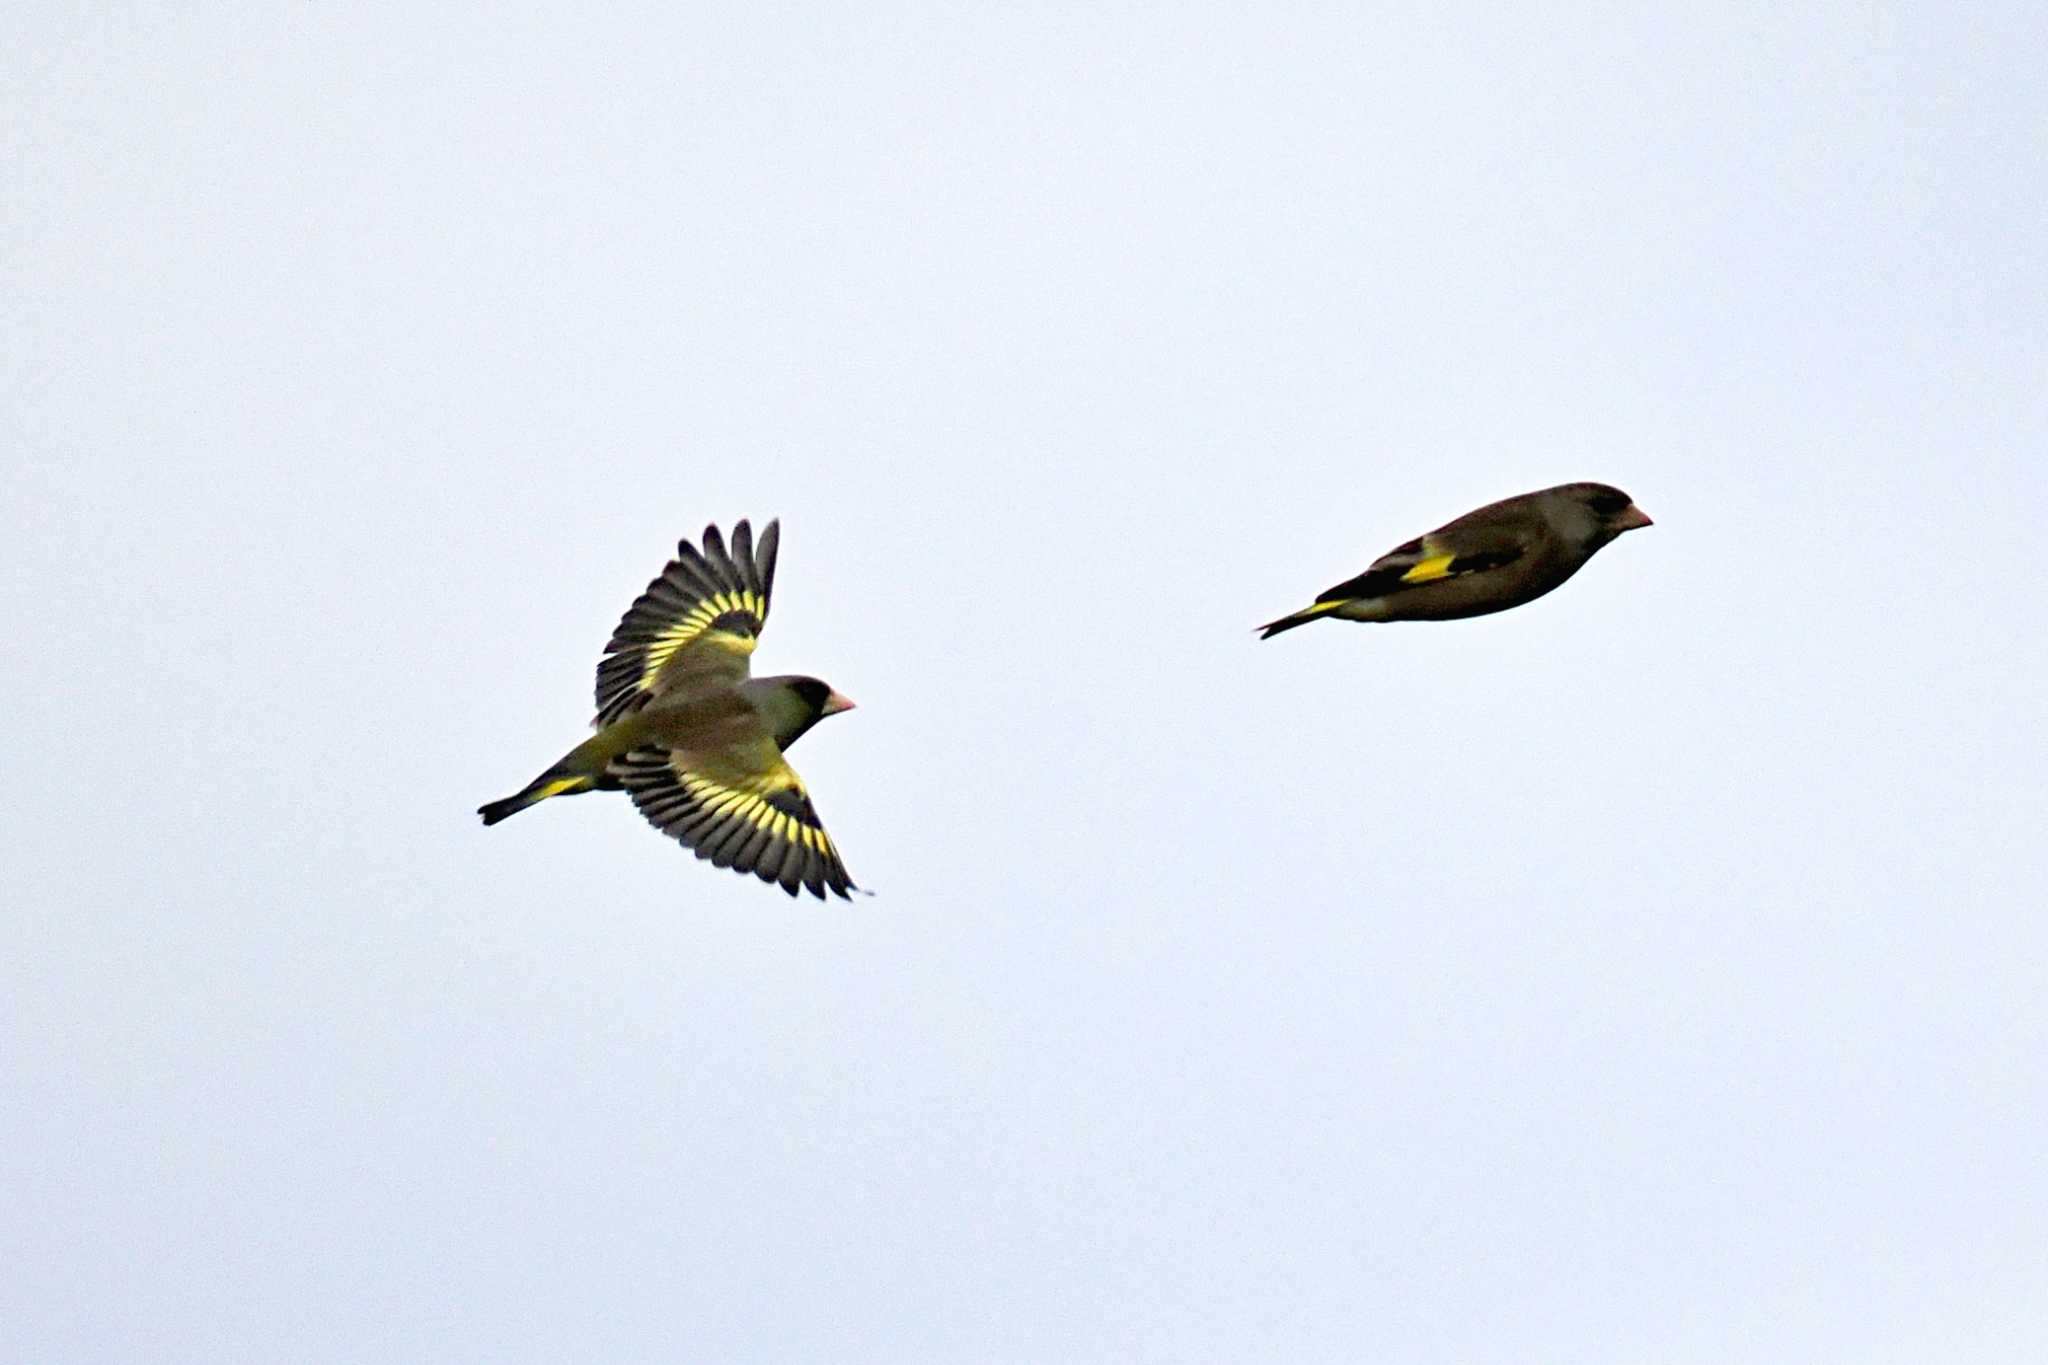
7, 3, 2045, 1361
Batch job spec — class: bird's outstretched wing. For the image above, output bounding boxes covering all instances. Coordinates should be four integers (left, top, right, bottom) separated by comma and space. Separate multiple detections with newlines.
593, 520, 779, 726
612, 738, 857, 901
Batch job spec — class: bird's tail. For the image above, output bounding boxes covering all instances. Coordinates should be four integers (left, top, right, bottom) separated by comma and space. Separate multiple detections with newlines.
477, 724, 636, 826
1256, 599, 1347, 640
478, 773, 603, 825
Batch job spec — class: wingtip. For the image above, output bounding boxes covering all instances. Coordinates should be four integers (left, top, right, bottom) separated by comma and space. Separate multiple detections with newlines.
755, 519, 781, 597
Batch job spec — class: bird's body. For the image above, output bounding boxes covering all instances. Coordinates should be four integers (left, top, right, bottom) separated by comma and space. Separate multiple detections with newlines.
1259, 482, 1652, 638
479, 520, 860, 900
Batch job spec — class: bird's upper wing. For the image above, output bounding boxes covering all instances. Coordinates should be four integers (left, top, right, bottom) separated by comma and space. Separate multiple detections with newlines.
612, 723, 857, 900
1315, 512, 1534, 604
593, 520, 779, 727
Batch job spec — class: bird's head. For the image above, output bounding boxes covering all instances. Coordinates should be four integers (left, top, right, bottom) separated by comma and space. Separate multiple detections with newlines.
745, 675, 856, 752
1553, 482, 1653, 550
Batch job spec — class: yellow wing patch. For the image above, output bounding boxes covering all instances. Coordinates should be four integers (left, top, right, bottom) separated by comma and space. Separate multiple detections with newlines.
1399, 552, 1459, 584
612, 745, 856, 899
594, 521, 779, 727
633, 589, 767, 687
673, 772, 830, 855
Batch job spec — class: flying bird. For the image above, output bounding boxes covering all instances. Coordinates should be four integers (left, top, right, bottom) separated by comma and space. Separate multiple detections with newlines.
1258, 482, 1652, 639
479, 520, 861, 899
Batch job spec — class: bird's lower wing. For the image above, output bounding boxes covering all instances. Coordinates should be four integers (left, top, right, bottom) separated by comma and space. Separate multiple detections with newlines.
611, 738, 856, 900
593, 520, 779, 727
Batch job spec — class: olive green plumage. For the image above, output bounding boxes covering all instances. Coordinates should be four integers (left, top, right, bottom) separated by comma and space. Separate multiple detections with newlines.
479, 520, 860, 900
1259, 482, 1653, 639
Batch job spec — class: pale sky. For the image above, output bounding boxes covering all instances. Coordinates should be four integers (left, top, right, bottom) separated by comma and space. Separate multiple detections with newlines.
6, 3, 2046, 1361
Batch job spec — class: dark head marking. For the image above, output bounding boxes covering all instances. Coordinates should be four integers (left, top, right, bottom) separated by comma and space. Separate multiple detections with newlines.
786, 677, 833, 714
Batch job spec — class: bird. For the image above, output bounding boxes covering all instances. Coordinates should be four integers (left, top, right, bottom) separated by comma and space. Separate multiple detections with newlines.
1258, 482, 1652, 639
478, 520, 861, 899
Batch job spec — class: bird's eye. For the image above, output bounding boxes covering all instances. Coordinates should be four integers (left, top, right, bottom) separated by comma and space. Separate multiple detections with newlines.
1588, 493, 1629, 517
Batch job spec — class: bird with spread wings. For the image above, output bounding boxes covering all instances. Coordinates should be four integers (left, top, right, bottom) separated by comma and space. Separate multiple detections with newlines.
479, 520, 860, 900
